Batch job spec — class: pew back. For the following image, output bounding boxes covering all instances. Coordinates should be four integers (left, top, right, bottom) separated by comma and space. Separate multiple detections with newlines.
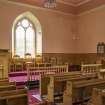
0, 89, 28, 105
0, 81, 16, 91
0, 81, 16, 86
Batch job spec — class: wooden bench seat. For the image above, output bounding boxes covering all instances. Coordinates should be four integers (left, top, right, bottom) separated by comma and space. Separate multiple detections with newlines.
0, 81, 16, 91
47, 73, 97, 102
0, 89, 28, 105
63, 79, 105, 105
40, 71, 81, 96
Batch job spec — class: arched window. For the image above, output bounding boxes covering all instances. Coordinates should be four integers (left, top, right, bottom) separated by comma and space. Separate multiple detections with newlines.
12, 12, 42, 58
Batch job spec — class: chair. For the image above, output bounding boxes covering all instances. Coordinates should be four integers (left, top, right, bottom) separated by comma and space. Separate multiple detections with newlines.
25, 53, 32, 59
13, 55, 24, 72
35, 54, 42, 63
24, 53, 35, 69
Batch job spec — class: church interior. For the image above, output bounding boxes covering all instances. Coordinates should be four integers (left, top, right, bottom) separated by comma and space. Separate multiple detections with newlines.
1, 0, 105, 105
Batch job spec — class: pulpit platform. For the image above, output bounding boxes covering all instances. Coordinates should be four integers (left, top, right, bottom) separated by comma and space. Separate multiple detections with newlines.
9, 71, 40, 89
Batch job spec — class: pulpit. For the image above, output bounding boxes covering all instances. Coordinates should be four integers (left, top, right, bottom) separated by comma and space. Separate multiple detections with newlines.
0, 49, 10, 79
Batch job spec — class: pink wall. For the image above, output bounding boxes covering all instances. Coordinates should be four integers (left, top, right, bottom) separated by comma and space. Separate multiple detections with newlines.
0, 1, 76, 53
1, 1, 105, 54
76, 6, 105, 53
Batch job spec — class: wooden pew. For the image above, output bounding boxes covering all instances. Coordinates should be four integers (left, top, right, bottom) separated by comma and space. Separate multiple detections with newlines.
0, 81, 16, 91
0, 89, 28, 105
40, 71, 81, 96
40, 63, 102, 98
47, 73, 97, 102
63, 79, 105, 105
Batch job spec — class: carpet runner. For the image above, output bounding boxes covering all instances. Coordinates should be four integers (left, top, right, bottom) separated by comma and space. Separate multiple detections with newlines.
28, 89, 41, 105
9, 71, 40, 88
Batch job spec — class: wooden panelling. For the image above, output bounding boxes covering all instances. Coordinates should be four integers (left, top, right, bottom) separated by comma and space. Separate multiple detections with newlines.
42, 53, 103, 65
9, 53, 105, 68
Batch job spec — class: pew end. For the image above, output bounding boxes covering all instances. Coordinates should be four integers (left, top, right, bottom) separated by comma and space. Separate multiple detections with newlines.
63, 79, 105, 105
87, 88, 105, 105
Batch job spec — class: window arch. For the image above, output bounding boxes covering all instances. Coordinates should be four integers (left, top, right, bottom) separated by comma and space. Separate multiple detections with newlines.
12, 12, 42, 58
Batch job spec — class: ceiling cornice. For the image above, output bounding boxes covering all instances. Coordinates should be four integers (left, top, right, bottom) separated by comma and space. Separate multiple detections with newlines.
6, 0, 105, 15
76, 0, 105, 14
57, 0, 91, 7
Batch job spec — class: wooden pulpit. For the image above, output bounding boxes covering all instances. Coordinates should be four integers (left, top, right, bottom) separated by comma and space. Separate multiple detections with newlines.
0, 49, 10, 79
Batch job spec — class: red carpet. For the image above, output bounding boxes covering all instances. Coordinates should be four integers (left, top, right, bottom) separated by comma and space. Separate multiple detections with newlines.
9, 75, 39, 82
28, 89, 41, 105
9, 71, 40, 88
9, 71, 42, 105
